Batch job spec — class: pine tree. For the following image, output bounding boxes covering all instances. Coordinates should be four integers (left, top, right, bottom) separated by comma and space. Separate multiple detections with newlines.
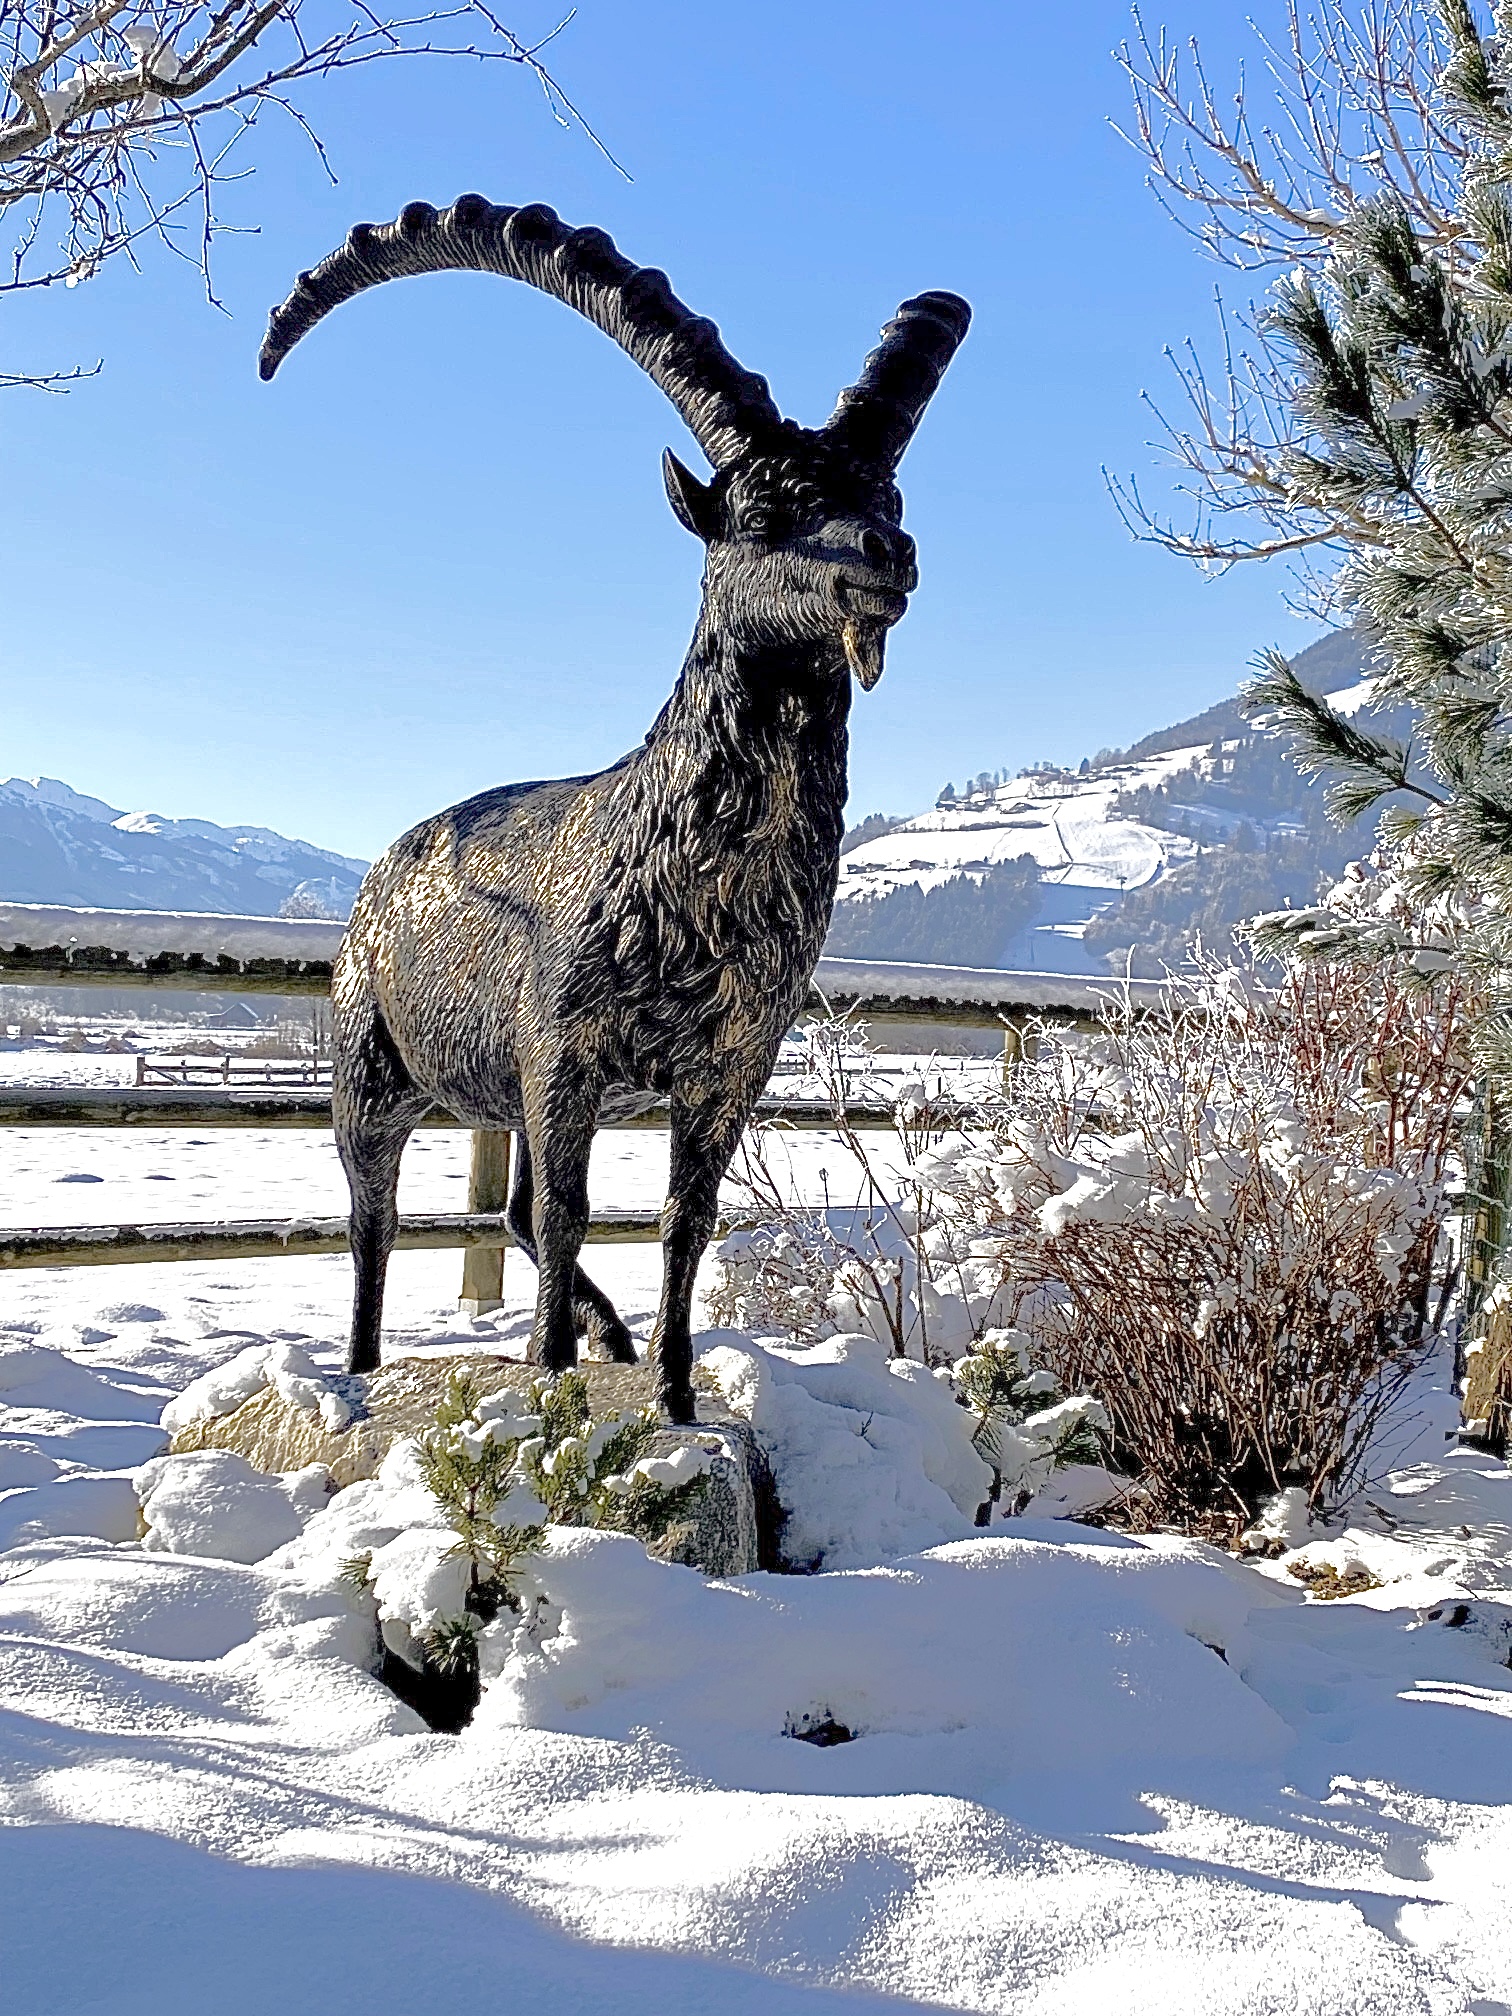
1117, 2, 1512, 973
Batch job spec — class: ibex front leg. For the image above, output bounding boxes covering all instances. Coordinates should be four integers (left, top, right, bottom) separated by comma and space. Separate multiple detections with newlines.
653, 1095, 748, 1423
522, 1074, 600, 1374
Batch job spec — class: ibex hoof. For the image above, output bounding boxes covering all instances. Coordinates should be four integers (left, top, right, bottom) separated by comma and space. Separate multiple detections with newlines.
593, 1320, 639, 1365
660, 1385, 697, 1427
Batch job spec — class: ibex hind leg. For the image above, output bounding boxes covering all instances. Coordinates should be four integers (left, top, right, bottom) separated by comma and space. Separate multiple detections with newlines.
507, 1139, 637, 1362
521, 1072, 610, 1375
334, 1003, 430, 1376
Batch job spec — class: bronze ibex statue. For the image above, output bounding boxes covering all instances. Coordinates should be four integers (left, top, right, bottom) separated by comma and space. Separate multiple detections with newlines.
261, 197, 968, 1421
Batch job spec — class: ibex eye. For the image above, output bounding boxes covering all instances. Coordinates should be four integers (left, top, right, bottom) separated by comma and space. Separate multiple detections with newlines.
744, 510, 772, 535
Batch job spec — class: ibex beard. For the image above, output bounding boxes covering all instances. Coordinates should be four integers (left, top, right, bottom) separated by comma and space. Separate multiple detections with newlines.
261, 196, 968, 1423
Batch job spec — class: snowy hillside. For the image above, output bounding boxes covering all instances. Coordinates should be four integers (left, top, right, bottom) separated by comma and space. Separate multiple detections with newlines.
832, 631, 1379, 974
0, 776, 368, 917
838, 747, 1203, 973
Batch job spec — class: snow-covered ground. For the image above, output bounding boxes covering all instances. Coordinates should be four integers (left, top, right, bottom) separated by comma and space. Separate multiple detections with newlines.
2, 1281, 1511, 2013
0, 1029, 979, 1313
838, 752, 1202, 972
4, 1029, 1512, 2012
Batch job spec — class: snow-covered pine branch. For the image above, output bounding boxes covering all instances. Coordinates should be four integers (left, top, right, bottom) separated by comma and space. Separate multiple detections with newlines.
1117, 1, 1512, 1011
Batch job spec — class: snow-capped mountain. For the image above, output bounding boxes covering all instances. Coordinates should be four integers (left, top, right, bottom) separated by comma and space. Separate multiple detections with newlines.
0, 776, 368, 917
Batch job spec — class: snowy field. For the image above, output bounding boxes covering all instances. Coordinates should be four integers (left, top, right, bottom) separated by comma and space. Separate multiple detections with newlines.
3, 1035, 1512, 2012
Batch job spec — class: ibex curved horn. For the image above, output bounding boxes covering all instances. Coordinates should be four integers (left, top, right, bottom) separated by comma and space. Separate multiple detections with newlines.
823, 291, 971, 473
258, 195, 784, 472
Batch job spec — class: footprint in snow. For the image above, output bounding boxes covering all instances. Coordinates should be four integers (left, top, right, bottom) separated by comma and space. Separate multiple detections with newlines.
56, 1172, 104, 1183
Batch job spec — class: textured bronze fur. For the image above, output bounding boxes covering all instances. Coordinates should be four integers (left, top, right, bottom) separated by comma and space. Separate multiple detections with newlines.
262, 197, 968, 1419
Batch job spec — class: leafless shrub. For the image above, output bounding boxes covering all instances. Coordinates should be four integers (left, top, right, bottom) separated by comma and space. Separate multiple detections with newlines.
711, 953, 1470, 1534
708, 1013, 1001, 1361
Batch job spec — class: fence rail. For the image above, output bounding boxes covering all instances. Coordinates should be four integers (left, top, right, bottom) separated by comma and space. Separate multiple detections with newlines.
0, 1088, 912, 1130
0, 901, 1131, 1290
135, 1055, 333, 1087
0, 903, 341, 994
0, 1209, 669, 1271
0, 900, 1157, 1026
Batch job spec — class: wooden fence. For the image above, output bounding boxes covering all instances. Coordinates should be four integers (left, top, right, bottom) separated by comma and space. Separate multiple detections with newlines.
1, 901, 1152, 1303
135, 1055, 333, 1087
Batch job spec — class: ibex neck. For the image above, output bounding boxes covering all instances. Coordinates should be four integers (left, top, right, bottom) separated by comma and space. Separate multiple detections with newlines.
601, 621, 852, 1052
645, 627, 853, 782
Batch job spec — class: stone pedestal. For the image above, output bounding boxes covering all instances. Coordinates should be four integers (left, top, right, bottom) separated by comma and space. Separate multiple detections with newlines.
170, 1353, 778, 1575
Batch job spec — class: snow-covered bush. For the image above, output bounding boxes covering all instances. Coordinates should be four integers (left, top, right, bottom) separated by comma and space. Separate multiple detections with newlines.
707, 1011, 1014, 1358
1248, 846, 1511, 1427
711, 959, 1465, 1532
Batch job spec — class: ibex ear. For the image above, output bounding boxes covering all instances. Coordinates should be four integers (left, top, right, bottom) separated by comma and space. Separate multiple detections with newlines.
662, 449, 720, 541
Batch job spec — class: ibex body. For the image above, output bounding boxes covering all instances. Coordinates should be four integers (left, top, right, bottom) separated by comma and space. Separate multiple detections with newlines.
261, 197, 968, 1421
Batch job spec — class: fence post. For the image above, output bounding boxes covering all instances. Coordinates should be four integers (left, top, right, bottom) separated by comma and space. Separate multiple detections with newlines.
1000, 1016, 1036, 1091
1463, 1076, 1512, 1447
459, 1129, 512, 1314
1465, 1078, 1512, 1320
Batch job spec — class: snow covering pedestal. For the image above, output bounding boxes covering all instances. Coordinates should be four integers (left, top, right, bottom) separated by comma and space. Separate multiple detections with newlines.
169, 1354, 777, 1576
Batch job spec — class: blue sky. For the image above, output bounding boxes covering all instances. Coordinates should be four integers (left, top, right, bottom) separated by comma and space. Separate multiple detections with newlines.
3, 1, 1303, 862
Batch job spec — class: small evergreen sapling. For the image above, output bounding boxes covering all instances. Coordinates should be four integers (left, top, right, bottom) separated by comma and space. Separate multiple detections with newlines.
514, 1367, 715, 1534
954, 1331, 1109, 1523
414, 1372, 546, 1673
354, 1369, 720, 1684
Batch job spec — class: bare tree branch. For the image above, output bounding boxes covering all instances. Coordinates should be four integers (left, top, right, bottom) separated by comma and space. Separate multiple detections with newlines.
1113, 0, 1463, 274
1107, 1, 1503, 574
1, 0, 620, 386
